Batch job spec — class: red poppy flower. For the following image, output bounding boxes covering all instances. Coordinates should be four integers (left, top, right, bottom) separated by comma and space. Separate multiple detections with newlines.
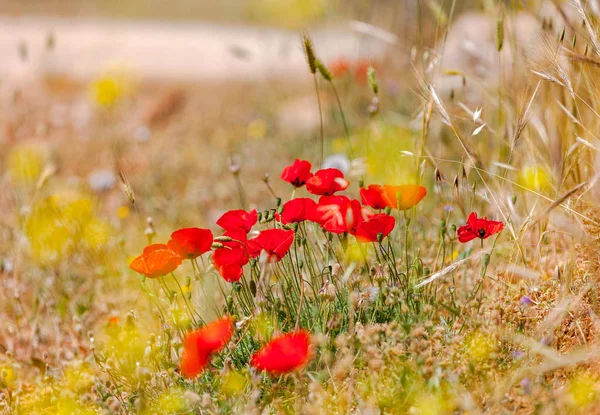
310, 195, 370, 234
280, 198, 317, 224
360, 185, 388, 209
129, 244, 182, 278
251, 331, 311, 374
457, 212, 504, 243
216, 209, 257, 233
167, 228, 214, 259
180, 316, 235, 378
329, 58, 350, 78
179, 338, 209, 379
281, 159, 313, 188
247, 229, 295, 263
305, 168, 350, 196
351, 214, 396, 243
212, 230, 249, 282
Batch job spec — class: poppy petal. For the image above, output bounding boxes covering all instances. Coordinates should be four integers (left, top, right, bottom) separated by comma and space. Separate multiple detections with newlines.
216, 209, 258, 233
281, 159, 313, 188
167, 228, 214, 259
251, 331, 311, 374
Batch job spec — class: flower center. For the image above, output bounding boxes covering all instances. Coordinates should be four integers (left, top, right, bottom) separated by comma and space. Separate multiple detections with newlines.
478, 228, 486, 238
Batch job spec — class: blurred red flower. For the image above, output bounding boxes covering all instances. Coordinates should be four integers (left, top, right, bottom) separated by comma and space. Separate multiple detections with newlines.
251, 331, 311, 374
216, 209, 257, 233
167, 228, 214, 259
355, 60, 376, 84
329, 58, 350, 78
310, 195, 370, 234
212, 230, 249, 282
351, 213, 396, 243
305, 168, 349, 196
180, 316, 234, 379
457, 212, 504, 243
281, 159, 313, 188
129, 244, 182, 278
280, 198, 316, 224
248, 229, 295, 263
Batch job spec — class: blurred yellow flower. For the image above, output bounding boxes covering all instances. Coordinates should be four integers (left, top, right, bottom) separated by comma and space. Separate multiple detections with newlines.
346, 240, 363, 264
91, 68, 134, 108
331, 138, 346, 153
464, 332, 494, 361
7, 145, 45, 185
117, 205, 130, 219
26, 192, 106, 264
154, 388, 188, 414
569, 373, 597, 408
0, 365, 16, 388
63, 362, 95, 394
519, 165, 551, 192
92, 77, 121, 107
82, 218, 112, 250
247, 119, 267, 140
221, 370, 247, 396
411, 393, 446, 415
248, 0, 328, 27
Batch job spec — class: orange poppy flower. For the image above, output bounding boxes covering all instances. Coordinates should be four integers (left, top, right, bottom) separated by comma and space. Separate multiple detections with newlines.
129, 244, 182, 278
382, 185, 426, 210
362, 184, 426, 210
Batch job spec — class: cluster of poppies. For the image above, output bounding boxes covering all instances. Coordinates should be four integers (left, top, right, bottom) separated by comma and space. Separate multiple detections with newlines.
179, 315, 311, 378
279, 159, 426, 243
130, 159, 429, 283
128, 157, 505, 379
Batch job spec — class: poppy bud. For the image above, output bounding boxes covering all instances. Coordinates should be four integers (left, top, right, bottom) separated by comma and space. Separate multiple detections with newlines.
277, 205, 283, 215
377, 232, 383, 243
267, 210, 275, 221
358, 178, 365, 188
184, 276, 191, 287
298, 259, 304, 269
262, 210, 269, 222
424, 268, 430, 275
185, 292, 192, 301
511, 195, 517, 205
276, 197, 282, 208
450, 224, 456, 233
214, 236, 232, 242
211, 242, 224, 249
249, 280, 257, 296
385, 206, 391, 215
257, 211, 263, 222
483, 254, 490, 267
